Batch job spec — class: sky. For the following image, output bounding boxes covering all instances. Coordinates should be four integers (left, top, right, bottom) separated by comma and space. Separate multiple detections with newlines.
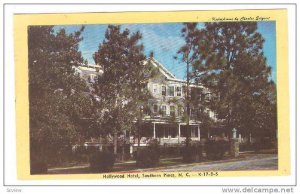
54, 21, 276, 82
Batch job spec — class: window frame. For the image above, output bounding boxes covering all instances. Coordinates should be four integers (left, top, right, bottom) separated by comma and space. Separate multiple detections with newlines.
161, 105, 167, 116
89, 74, 96, 83
170, 105, 175, 117
163, 128, 169, 139
153, 104, 159, 113
176, 86, 182, 97
167, 85, 175, 97
161, 85, 166, 96
177, 106, 182, 117
191, 127, 199, 138
153, 84, 158, 94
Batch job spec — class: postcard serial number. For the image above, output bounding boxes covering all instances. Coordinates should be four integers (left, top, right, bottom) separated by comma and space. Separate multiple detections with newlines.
197, 172, 219, 177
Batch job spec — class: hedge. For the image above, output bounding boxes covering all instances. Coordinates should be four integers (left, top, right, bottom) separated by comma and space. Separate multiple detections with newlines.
89, 151, 115, 173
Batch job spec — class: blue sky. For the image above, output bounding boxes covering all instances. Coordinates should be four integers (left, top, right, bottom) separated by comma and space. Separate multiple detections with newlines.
55, 21, 276, 82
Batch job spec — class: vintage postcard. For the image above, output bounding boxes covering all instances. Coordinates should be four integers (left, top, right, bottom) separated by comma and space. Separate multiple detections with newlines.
13, 9, 290, 181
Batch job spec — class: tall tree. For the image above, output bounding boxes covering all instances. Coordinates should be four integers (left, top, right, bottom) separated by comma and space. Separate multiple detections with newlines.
93, 25, 151, 154
175, 23, 199, 146
190, 22, 277, 140
28, 26, 93, 165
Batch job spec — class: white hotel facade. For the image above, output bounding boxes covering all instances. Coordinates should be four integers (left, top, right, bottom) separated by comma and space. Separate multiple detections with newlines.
73, 58, 219, 148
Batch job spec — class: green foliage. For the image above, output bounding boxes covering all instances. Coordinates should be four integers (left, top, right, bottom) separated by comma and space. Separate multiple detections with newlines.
175, 23, 200, 146
30, 155, 48, 174
253, 136, 277, 152
92, 25, 154, 153
89, 151, 115, 173
205, 140, 229, 160
28, 26, 87, 93
181, 144, 203, 163
180, 22, 277, 138
160, 146, 181, 158
28, 26, 93, 165
136, 147, 160, 168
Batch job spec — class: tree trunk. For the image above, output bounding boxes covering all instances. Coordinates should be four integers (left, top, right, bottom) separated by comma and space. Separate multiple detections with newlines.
121, 130, 126, 161
137, 114, 142, 148
247, 133, 252, 146
113, 130, 118, 155
186, 105, 190, 147
122, 142, 125, 161
137, 128, 141, 147
186, 60, 190, 147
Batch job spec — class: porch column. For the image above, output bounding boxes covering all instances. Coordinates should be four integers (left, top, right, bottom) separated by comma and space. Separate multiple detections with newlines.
198, 125, 200, 141
153, 122, 156, 138
238, 134, 242, 143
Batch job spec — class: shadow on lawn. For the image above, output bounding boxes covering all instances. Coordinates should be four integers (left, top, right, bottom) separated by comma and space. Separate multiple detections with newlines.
47, 157, 184, 174
46, 151, 277, 174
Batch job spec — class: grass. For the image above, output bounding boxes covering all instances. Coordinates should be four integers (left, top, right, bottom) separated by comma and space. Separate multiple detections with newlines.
46, 149, 278, 174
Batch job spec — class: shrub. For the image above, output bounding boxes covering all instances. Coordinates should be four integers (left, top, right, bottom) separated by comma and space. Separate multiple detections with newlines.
30, 156, 48, 174
89, 151, 115, 173
254, 137, 277, 152
205, 140, 229, 160
239, 143, 255, 152
181, 145, 203, 163
136, 147, 160, 168
160, 146, 181, 158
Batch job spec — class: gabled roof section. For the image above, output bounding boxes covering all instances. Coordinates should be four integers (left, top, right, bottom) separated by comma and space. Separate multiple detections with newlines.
143, 57, 177, 79
142, 57, 205, 89
143, 57, 188, 82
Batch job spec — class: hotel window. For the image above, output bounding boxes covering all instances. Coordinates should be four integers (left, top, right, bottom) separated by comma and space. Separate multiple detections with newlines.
153, 104, 159, 113
161, 105, 166, 116
201, 94, 205, 102
164, 126, 177, 138
178, 107, 182, 117
205, 93, 212, 101
89, 74, 96, 83
170, 127, 177, 138
176, 86, 182, 96
156, 125, 164, 138
164, 128, 169, 138
170, 106, 175, 117
191, 127, 199, 138
167, 85, 175, 96
153, 84, 158, 94
75, 69, 80, 76
197, 89, 202, 101
191, 108, 198, 118
162, 86, 166, 96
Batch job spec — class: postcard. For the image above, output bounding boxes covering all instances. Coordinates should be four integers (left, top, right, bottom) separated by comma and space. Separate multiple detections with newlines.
13, 9, 290, 182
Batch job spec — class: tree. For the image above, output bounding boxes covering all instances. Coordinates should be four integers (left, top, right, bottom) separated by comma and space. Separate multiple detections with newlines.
175, 23, 199, 146
28, 26, 93, 165
93, 25, 151, 154
190, 22, 277, 141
